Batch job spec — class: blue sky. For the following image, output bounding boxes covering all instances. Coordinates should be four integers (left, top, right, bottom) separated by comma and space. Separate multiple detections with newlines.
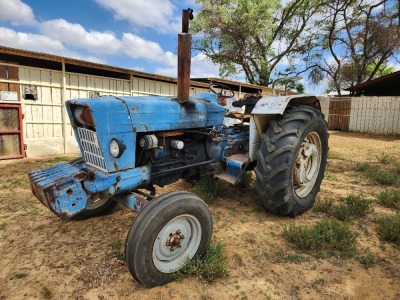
0, 0, 222, 79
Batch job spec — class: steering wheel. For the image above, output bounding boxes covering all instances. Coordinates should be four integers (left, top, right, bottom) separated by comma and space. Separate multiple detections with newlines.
209, 83, 235, 98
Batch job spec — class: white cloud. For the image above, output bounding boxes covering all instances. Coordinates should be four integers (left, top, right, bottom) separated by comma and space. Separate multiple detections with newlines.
122, 33, 176, 66
0, 27, 65, 53
0, 27, 105, 63
41, 19, 122, 54
0, 0, 35, 25
95, 0, 180, 34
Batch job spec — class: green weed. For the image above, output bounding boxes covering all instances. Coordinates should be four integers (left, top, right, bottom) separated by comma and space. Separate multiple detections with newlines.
194, 176, 224, 203
50, 156, 70, 163
376, 189, 400, 211
356, 160, 399, 186
282, 219, 358, 257
0, 223, 6, 230
313, 195, 372, 221
357, 251, 377, 268
311, 278, 325, 289
377, 153, 398, 165
313, 198, 334, 214
339, 194, 373, 218
14, 273, 28, 279
173, 240, 228, 283
328, 151, 343, 160
371, 170, 398, 185
10, 179, 24, 187
355, 162, 373, 172
375, 215, 400, 245
275, 250, 305, 264
110, 241, 125, 261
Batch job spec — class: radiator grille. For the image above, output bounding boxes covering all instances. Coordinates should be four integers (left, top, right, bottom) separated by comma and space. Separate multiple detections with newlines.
77, 127, 107, 171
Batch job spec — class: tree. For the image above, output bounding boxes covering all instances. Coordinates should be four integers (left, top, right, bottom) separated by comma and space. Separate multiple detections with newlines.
191, 0, 325, 86
306, 0, 400, 95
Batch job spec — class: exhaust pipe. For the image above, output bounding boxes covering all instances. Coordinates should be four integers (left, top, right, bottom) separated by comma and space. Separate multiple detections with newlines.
177, 9, 193, 104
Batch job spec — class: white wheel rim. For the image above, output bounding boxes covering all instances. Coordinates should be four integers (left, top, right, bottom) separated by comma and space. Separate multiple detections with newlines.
293, 132, 322, 198
152, 214, 202, 273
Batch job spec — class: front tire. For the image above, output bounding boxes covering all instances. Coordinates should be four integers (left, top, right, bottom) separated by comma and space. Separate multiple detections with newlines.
125, 191, 213, 287
255, 106, 328, 217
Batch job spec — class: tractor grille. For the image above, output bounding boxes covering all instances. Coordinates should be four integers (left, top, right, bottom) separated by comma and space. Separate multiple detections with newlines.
77, 127, 107, 171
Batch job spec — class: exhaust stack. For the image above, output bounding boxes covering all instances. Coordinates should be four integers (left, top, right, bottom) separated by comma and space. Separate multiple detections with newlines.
177, 9, 193, 104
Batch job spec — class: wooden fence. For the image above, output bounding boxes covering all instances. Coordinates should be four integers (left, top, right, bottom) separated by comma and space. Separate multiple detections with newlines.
319, 96, 400, 135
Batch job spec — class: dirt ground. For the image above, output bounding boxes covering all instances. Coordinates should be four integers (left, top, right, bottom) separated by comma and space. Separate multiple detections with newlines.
0, 131, 399, 300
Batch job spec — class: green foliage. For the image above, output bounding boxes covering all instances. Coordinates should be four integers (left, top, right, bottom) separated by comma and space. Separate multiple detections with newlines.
282, 219, 358, 257
340, 194, 373, 218
308, 0, 399, 94
355, 162, 373, 172
275, 250, 305, 264
357, 251, 377, 268
192, 0, 324, 86
50, 156, 70, 163
375, 215, 400, 245
355, 161, 399, 186
377, 153, 397, 165
313, 195, 373, 221
110, 241, 125, 261
327, 150, 343, 160
194, 176, 224, 203
377, 189, 400, 211
173, 240, 228, 283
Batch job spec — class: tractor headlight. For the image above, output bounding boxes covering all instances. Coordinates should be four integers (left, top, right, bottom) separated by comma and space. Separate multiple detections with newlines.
109, 138, 125, 158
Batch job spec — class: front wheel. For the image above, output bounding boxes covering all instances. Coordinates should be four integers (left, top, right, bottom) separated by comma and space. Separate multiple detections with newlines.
125, 191, 213, 287
255, 105, 328, 217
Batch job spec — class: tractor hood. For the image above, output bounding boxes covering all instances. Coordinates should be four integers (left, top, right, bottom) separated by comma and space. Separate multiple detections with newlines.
66, 93, 225, 134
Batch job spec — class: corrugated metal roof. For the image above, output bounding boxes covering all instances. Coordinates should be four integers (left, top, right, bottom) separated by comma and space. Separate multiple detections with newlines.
347, 70, 400, 96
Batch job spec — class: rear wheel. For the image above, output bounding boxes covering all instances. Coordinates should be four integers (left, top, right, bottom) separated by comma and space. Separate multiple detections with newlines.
125, 191, 212, 287
255, 106, 328, 216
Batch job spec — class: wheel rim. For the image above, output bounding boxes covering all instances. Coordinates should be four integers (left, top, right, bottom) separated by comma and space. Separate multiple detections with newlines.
293, 132, 322, 198
152, 214, 202, 273
85, 197, 109, 210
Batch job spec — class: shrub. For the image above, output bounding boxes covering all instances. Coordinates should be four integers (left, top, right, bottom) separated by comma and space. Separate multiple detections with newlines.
313, 198, 334, 214
357, 252, 377, 268
313, 195, 373, 221
376, 215, 400, 245
355, 161, 398, 186
377, 153, 397, 165
173, 240, 228, 283
377, 189, 400, 211
282, 219, 358, 257
340, 194, 373, 218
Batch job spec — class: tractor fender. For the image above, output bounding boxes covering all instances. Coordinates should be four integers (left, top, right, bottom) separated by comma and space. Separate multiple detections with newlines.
251, 94, 321, 115
248, 94, 321, 162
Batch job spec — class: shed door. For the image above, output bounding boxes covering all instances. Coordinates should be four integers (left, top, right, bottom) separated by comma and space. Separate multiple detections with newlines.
0, 104, 24, 159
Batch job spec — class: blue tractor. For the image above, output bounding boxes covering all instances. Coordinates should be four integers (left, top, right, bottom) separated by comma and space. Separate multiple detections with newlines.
29, 10, 328, 287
